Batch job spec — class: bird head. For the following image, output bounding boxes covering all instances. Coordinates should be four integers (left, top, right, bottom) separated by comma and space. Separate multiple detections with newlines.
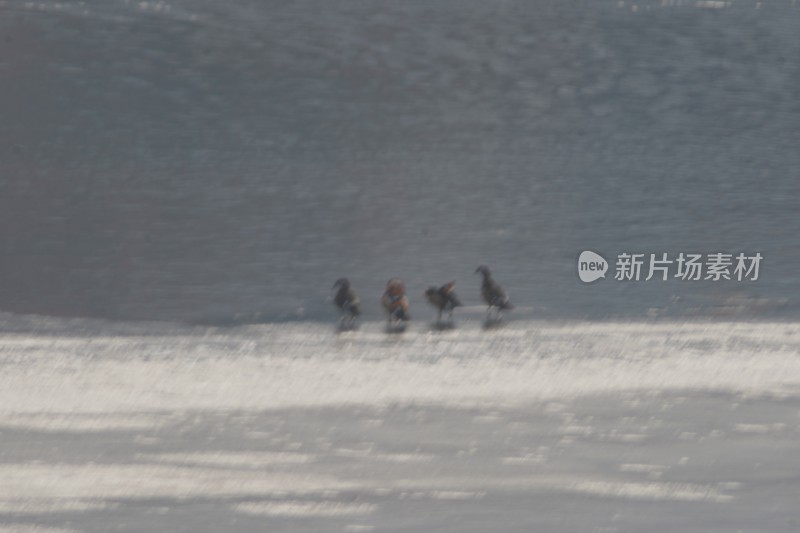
332, 278, 350, 289
386, 278, 405, 297
475, 265, 491, 278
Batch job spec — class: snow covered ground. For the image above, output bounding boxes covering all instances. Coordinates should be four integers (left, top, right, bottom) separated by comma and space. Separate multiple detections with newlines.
1, 317, 799, 531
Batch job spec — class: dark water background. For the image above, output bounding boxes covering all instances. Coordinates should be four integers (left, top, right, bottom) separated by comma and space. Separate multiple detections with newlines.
1, 0, 798, 323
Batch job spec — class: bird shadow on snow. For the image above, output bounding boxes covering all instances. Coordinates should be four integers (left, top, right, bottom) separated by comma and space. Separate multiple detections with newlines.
334, 321, 360, 333
481, 318, 508, 331
427, 321, 457, 332
384, 323, 409, 334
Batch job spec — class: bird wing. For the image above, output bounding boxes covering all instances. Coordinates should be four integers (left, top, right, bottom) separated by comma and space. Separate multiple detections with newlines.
440, 281, 456, 295
426, 291, 445, 309
447, 292, 463, 308
484, 280, 510, 307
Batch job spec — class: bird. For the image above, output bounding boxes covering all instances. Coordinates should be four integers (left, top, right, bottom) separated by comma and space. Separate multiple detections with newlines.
424, 281, 463, 324
382, 278, 411, 325
475, 265, 513, 321
332, 278, 360, 327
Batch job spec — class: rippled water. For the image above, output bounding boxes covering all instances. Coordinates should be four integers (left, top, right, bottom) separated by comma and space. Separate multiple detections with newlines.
1, 0, 799, 324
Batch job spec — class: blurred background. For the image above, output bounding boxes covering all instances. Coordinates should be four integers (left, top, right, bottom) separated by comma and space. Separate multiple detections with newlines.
1, 0, 798, 323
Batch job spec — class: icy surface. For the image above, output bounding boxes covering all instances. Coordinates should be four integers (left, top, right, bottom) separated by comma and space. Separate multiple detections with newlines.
1, 317, 800, 531
2, 319, 800, 413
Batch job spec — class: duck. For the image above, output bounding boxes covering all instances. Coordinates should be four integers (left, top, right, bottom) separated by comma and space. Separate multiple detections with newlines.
424, 281, 463, 323
382, 278, 411, 324
332, 278, 360, 325
475, 265, 513, 320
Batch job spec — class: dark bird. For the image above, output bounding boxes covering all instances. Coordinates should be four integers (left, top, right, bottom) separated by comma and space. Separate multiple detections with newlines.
382, 278, 411, 324
332, 278, 360, 326
424, 281, 463, 323
475, 265, 513, 321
